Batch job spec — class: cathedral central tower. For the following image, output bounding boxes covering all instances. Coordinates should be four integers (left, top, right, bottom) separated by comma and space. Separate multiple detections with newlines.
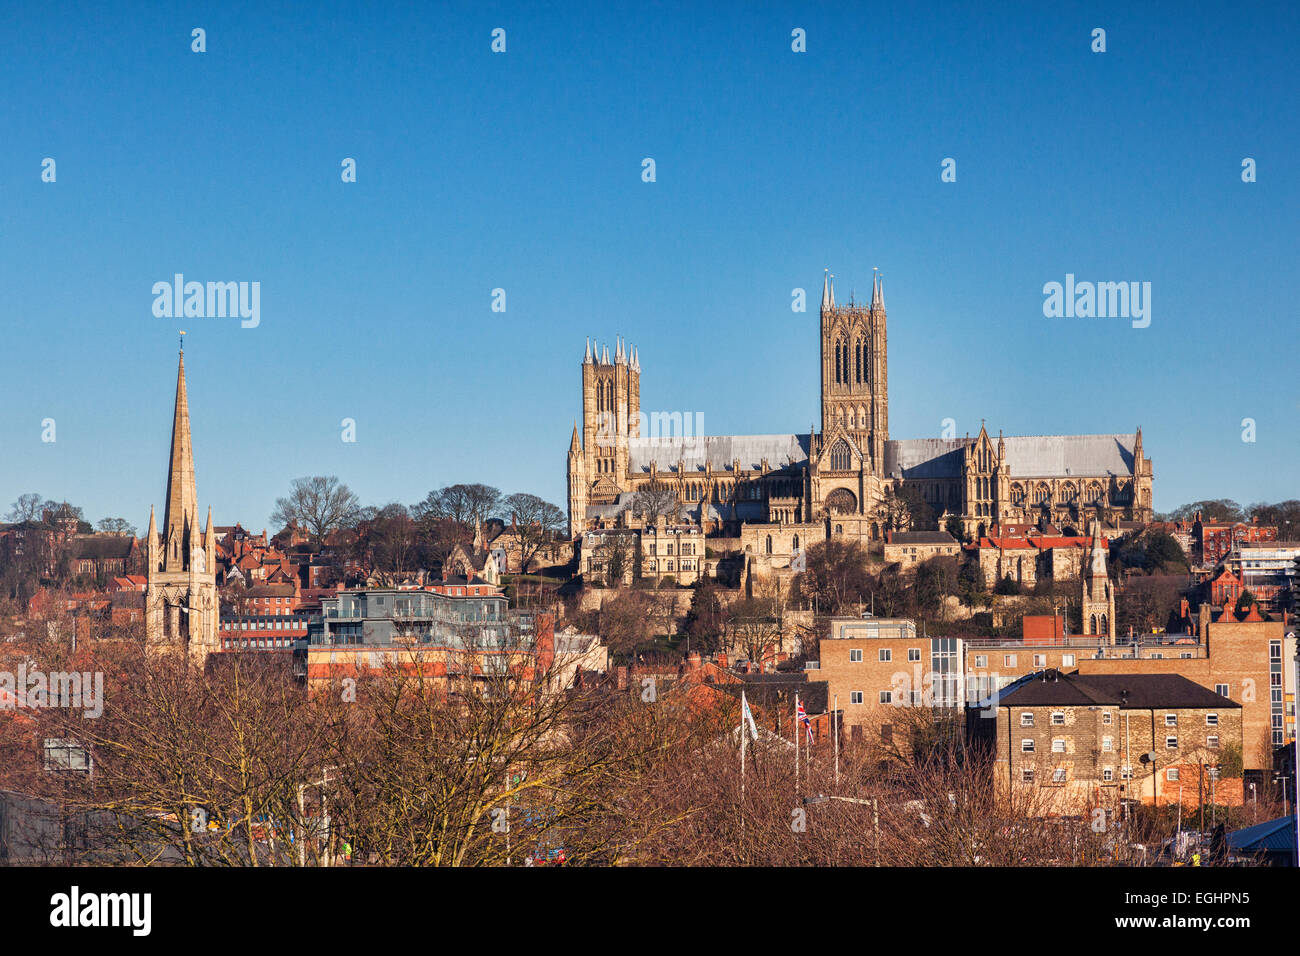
819, 270, 888, 472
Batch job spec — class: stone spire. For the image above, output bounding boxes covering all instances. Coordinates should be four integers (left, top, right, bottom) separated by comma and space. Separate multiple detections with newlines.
584, 337, 592, 364
821, 269, 835, 312
602, 343, 609, 364
1088, 519, 1107, 577
616, 337, 626, 365
631, 346, 639, 372
872, 269, 884, 311
569, 422, 582, 455
161, 347, 200, 572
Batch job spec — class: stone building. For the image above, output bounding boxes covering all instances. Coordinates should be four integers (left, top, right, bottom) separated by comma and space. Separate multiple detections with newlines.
983, 670, 1242, 810
566, 270, 1154, 549
144, 347, 219, 660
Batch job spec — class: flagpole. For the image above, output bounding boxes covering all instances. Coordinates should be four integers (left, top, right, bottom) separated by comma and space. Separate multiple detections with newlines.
794, 691, 800, 795
740, 690, 746, 844
834, 693, 840, 788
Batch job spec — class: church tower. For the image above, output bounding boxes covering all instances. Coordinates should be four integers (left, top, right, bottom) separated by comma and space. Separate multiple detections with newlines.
820, 270, 888, 472
573, 337, 641, 531
145, 344, 218, 660
1081, 520, 1116, 643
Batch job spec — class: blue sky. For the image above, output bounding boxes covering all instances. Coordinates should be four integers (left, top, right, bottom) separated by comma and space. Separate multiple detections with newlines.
2, 0, 1297, 531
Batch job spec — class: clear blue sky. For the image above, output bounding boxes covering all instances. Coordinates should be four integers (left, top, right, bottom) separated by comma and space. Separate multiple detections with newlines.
2, 0, 1297, 532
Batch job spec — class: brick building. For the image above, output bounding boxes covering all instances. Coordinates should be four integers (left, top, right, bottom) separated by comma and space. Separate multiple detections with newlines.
814, 616, 964, 748
981, 670, 1242, 811
1193, 515, 1276, 568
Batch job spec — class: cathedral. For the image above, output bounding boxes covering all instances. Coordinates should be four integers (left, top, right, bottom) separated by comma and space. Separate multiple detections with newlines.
566, 270, 1154, 549
144, 345, 219, 659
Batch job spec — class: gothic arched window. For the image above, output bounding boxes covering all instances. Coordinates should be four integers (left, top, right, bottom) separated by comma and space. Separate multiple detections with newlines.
829, 439, 852, 471
826, 488, 857, 514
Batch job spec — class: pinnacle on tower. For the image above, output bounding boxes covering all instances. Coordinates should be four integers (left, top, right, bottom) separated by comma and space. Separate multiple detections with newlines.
821, 269, 835, 312
872, 269, 884, 310
602, 343, 610, 364
584, 337, 592, 364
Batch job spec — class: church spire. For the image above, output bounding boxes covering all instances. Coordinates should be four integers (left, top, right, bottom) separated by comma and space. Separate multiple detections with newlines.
584, 337, 592, 364
872, 269, 884, 311
569, 421, 582, 455
821, 269, 835, 312
1088, 519, 1107, 577
162, 347, 200, 570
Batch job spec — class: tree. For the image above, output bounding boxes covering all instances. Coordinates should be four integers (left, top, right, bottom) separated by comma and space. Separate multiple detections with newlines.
502, 493, 565, 573
270, 476, 361, 549
595, 532, 634, 587
6, 493, 44, 523
993, 575, 1022, 596
872, 487, 912, 534
957, 560, 987, 607
794, 539, 872, 615
632, 484, 678, 524
414, 484, 502, 529
944, 514, 968, 544
1166, 499, 1243, 523
1116, 575, 1186, 637
914, 556, 958, 619
1247, 499, 1300, 541
356, 503, 426, 585
682, 580, 728, 654
96, 517, 136, 537
727, 596, 785, 666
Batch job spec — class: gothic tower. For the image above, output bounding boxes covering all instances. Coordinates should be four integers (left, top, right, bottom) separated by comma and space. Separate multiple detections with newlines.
1081, 520, 1116, 643
820, 270, 888, 472
145, 345, 218, 660
572, 338, 641, 532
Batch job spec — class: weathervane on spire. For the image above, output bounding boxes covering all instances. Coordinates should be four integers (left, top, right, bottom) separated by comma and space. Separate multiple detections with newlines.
179, 329, 187, 352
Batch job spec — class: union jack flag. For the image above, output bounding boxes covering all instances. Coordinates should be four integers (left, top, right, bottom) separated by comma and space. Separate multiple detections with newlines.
796, 698, 814, 745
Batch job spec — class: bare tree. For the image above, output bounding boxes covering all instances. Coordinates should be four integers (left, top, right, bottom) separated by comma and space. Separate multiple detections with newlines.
6, 493, 44, 523
270, 476, 361, 549
632, 484, 679, 524
96, 517, 136, 537
501, 493, 565, 573
414, 484, 502, 529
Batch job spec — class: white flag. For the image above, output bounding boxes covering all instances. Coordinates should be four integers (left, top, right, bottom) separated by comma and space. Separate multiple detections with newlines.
741, 691, 759, 741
